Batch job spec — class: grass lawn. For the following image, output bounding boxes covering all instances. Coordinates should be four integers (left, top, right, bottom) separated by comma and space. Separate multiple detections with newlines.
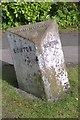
1, 65, 79, 118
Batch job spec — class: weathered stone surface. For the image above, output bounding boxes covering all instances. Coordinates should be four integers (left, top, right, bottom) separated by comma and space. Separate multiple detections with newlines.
6, 19, 70, 101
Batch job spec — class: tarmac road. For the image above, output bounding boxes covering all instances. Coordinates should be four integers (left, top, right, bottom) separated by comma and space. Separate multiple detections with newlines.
0, 30, 79, 67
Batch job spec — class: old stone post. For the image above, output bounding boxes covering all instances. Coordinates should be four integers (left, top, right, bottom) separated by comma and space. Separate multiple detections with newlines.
7, 20, 70, 101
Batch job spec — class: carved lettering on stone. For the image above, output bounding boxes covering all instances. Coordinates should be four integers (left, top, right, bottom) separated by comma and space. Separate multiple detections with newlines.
7, 20, 70, 101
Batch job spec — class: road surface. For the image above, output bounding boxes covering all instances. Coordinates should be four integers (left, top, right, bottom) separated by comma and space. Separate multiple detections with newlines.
0, 30, 79, 67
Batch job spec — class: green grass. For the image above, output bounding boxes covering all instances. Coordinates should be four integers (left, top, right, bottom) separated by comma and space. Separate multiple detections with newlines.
2, 65, 79, 118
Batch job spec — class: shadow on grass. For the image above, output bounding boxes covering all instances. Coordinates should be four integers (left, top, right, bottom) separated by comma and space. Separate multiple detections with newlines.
2, 62, 18, 88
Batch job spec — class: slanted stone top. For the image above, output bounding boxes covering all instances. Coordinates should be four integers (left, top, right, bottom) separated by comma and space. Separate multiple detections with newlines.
7, 20, 57, 45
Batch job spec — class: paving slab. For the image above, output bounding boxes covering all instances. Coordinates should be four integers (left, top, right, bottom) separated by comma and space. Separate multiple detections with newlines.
63, 46, 78, 65
60, 32, 78, 46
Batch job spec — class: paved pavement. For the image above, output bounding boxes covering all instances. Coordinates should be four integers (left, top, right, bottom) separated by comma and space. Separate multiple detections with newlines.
0, 30, 79, 67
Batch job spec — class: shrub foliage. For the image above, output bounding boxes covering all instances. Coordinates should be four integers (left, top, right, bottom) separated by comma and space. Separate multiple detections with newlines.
2, 2, 79, 30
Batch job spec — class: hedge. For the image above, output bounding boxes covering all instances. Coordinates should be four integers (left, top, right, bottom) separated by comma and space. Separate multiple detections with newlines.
2, 2, 79, 30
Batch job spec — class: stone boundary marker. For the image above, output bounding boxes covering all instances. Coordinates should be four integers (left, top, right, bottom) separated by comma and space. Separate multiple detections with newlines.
6, 19, 70, 101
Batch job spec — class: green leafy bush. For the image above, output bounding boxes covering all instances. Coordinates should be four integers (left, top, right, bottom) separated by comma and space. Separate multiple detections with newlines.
2, 2, 52, 30
52, 2, 79, 29
2, 2, 79, 30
